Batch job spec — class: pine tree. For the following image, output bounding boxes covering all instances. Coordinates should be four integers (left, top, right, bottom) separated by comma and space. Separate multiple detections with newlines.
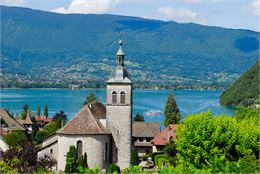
36, 106, 41, 116
164, 92, 181, 127
44, 105, 48, 118
21, 104, 29, 119
65, 146, 78, 173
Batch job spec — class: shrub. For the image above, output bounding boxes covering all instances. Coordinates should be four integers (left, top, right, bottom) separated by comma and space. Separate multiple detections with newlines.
106, 162, 120, 173
130, 150, 138, 165
35, 130, 49, 144
4, 130, 28, 147
142, 154, 148, 161
154, 154, 171, 167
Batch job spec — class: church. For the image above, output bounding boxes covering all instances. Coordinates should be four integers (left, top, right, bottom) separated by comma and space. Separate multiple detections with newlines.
37, 37, 132, 171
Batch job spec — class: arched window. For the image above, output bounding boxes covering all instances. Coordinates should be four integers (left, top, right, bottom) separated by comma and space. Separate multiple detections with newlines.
120, 91, 126, 104
112, 91, 117, 104
77, 140, 83, 157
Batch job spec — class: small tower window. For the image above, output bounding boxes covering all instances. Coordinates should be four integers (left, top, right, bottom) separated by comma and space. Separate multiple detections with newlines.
120, 91, 126, 104
112, 91, 117, 104
77, 140, 83, 157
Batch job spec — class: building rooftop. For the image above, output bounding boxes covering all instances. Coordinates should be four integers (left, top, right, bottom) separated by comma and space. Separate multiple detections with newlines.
151, 124, 178, 146
57, 103, 110, 135
132, 122, 160, 138
0, 109, 25, 131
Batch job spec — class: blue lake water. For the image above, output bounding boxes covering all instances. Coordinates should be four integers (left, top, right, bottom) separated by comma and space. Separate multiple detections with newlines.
0, 89, 234, 128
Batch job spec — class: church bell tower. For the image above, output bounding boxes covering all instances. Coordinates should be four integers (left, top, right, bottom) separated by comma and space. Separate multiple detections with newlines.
106, 35, 132, 169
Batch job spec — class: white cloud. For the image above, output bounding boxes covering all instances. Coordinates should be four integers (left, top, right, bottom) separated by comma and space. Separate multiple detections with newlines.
158, 6, 207, 24
0, 0, 25, 6
249, 0, 260, 15
53, 0, 126, 14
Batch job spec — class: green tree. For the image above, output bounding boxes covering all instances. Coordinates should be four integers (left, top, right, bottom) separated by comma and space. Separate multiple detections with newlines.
82, 93, 97, 106
175, 110, 259, 173
21, 104, 29, 119
164, 140, 177, 166
4, 130, 28, 147
164, 92, 181, 127
53, 110, 67, 127
65, 146, 78, 173
134, 113, 144, 122
43, 105, 48, 118
36, 106, 41, 116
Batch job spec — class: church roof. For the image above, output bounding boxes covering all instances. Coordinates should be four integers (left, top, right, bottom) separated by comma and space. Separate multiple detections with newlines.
132, 122, 160, 138
107, 67, 132, 83
88, 102, 106, 119
0, 109, 25, 130
57, 104, 110, 135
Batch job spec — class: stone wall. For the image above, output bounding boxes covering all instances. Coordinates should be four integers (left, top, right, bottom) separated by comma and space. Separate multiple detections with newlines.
57, 134, 110, 171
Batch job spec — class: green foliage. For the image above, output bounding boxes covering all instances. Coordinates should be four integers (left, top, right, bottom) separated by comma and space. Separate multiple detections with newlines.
164, 92, 181, 127
35, 130, 49, 144
154, 154, 171, 168
21, 104, 29, 119
157, 166, 175, 174
43, 105, 48, 118
174, 110, 260, 173
83, 93, 97, 106
78, 166, 104, 174
37, 106, 41, 116
220, 60, 260, 107
65, 146, 78, 173
78, 152, 88, 170
164, 140, 177, 166
106, 162, 120, 174
43, 121, 60, 134
130, 150, 138, 165
134, 113, 145, 122
122, 165, 142, 174
0, 157, 19, 173
4, 130, 28, 147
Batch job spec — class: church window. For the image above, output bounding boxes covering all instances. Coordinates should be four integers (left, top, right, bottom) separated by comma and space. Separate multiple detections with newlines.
120, 91, 126, 104
112, 91, 117, 104
77, 140, 83, 157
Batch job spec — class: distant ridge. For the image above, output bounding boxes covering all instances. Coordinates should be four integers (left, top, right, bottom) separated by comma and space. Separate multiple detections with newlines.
1, 6, 259, 89
220, 60, 260, 107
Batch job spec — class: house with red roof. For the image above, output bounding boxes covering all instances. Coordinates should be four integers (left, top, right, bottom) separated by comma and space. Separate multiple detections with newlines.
151, 124, 178, 152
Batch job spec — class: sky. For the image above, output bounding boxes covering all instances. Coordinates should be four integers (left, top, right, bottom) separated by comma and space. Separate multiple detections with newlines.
0, 0, 259, 31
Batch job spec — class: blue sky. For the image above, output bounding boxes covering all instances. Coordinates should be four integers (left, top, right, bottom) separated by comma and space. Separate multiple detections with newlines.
1, 0, 259, 31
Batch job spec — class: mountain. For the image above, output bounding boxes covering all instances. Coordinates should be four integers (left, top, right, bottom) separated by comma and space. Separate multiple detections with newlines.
1, 6, 259, 89
220, 61, 260, 107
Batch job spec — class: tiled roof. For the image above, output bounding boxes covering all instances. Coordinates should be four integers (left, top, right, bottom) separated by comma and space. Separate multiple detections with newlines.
57, 105, 110, 135
88, 102, 106, 119
0, 109, 25, 130
151, 124, 178, 146
132, 122, 160, 138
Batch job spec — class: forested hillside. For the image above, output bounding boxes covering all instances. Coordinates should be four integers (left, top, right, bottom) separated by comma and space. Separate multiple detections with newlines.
220, 60, 260, 106
1, 6, 259, 88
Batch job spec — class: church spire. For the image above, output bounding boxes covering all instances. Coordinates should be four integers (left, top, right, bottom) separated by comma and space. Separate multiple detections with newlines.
116, 32, 125, 67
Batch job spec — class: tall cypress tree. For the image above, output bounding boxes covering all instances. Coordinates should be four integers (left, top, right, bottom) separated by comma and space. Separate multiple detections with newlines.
164, 92, 181, 127
44, 105, 48, 118
36, 106, 41, 116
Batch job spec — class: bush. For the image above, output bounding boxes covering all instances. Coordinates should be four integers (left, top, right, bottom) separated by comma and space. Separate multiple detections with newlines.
106, 162, 120, 173
35, 130, 49, 144
130, 150, 138, 165
122, 165, 142, 173
154, 154, 171, 167
142, 154, 148, 161
4, 130, 28, 147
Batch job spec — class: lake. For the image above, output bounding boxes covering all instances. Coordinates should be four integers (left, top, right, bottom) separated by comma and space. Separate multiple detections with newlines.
0, 89, 234, 128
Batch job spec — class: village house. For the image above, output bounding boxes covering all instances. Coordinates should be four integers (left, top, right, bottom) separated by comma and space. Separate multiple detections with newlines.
151, 124, 178, 152
38, 37, 133, 170
0, 108, 34, 150
132, 122, 160, 157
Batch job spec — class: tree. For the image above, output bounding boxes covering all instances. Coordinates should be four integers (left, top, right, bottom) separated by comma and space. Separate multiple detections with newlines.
174, 110, 259, 173
53, 110, 67, 127
21, 104, 29, 119
134, 113, 144, 122
164, 92, 181, 127
164, 140, 177, 166
0, 142, 55, 173
36, 106, 41, 116
43, 105, 48, 118
65, 146, 78, 173
82, 93, 97, 106
4, 130, 28, 147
